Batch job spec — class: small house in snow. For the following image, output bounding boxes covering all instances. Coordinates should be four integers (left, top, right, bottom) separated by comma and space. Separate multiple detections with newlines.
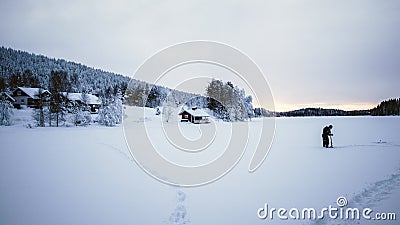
12, 87, 51, 108
62, 92, 100, 114
179, 107, 210, 124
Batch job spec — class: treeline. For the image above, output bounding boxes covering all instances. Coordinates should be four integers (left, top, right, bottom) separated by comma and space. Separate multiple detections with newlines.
124, 81, 198, 108
278, 98, 400, 117
370, 98, 400, 116
278, 108, 370, 117
254, 107, 275, 117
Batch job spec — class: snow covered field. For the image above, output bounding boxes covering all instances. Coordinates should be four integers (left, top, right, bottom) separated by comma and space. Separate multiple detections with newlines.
0, 107, 399, 225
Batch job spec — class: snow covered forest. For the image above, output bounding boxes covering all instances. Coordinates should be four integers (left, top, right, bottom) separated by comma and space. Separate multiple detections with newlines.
0, 46, 129, 93
0, 47, 259, 127
0, 47, 131, 127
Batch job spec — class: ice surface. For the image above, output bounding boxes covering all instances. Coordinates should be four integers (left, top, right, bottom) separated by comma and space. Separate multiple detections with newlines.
0, 107, 399, 225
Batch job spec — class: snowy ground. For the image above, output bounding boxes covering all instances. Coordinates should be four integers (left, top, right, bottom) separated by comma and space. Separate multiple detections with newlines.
0, 107, 399, 225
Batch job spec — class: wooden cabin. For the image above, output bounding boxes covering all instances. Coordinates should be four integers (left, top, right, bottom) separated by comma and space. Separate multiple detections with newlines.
179, 107, 210, 124
12, 87, 51, 108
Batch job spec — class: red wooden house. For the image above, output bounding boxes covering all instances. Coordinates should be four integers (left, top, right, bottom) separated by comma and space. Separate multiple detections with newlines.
179, 107, 210, 124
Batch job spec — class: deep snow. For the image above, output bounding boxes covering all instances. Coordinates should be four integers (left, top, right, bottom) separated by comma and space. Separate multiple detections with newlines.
0, 107, 399, 225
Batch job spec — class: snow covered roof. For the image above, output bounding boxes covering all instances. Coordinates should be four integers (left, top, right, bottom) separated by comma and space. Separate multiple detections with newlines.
180, 107, 210, 117
16, 87, 50, 99
0, 92, 15, 102
61, 92, 100, 105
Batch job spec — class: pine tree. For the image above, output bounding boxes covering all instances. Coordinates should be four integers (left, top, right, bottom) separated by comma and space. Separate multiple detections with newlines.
49, 70, 69, 126
0, 46, 130, 97
244, 95, 254, 119
206, 79, 228, 120
371, 98, 400, 116
33, 88, 46, 127
0, 96, 13, 126
98, 88, 122, 126
205, 79, 253, 122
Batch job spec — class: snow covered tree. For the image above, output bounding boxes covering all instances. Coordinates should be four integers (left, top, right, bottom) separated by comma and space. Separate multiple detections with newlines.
163, 92, 178, 123
98, 88, 122, 126
124, 82, 150, 107
0, 96, 13, 126
146, 85, 164, 108
8, 72, 22, 89
205, 79, 253, 122
22, 69, 40, 87
67, 92, 92, 126
80, 92, 92, 125
244, 95, 254, 120
206, 79, 228, 120
0, 46, 130, 97
228, 86, 248, 121
184, 95, 209, 109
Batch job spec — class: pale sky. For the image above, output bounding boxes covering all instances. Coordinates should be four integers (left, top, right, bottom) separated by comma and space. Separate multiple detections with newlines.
1, 0, 399, 111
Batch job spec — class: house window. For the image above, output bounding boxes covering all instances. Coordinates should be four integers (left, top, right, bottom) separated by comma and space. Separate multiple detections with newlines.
17, 91, 21, 96
21, 99, 25, 103
184, 114, 188, 118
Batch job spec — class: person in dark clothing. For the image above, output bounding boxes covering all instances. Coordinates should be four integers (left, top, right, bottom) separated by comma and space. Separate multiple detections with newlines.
322, 125, 333, 148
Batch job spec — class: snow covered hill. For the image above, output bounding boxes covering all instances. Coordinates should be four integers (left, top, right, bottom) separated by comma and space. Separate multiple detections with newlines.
0, 107, 399, 225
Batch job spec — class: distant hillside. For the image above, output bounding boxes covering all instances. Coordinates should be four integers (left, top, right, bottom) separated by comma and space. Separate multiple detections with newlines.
0, 46, 130, 94
277, 98, 400, 117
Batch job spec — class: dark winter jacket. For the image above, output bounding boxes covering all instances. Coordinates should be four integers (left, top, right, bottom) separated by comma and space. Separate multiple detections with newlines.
322, 126, 332, 138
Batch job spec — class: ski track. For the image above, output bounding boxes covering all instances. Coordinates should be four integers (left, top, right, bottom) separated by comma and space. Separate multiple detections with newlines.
312, 167, 400, 225
97, 142, 134, 162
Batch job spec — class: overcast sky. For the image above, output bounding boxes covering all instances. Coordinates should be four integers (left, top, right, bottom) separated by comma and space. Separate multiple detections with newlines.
1, 0, 399, 111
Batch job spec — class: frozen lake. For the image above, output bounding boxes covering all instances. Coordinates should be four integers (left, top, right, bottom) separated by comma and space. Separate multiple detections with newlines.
0, 109, 399, 225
